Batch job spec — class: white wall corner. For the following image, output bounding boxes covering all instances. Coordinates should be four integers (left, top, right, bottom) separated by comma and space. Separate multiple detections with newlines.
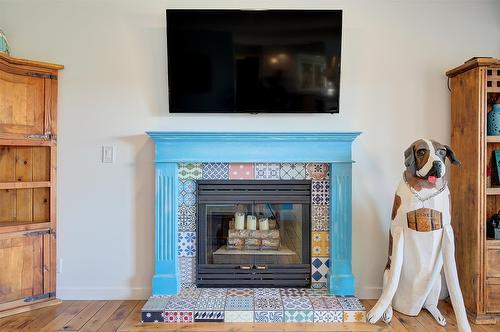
57, 287, 152, 300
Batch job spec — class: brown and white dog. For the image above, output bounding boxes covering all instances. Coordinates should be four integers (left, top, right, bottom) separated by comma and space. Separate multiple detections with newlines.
367, 139, 471, 332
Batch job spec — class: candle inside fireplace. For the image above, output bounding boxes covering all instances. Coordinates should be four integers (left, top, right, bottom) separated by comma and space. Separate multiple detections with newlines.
246, 215, 257, 230
259, 218, 269, 231
235, 212, 245, 230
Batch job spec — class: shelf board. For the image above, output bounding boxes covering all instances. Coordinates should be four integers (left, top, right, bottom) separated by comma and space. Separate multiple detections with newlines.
486, 239, 500, 248
487, 136, 500, 143
0, 181, 51, 190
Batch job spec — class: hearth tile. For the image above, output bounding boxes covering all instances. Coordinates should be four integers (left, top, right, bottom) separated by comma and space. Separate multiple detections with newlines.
142, 296, 171, 312
200, 288, 227, 298
254, 297, 283, 310
225, 296, 254, 310
202, 163, 229, 179
254, 310, 284, 322
284, 310, 313, 322
254, 288, 281, 298
162, 310, 194, 323
196, 297, 226, 311
164, 297, 197, 311
343, 310, 366, 322
311, 257, 329, 282
180, 281, 196, 289
311, 231, 329, 257
311, 180, 330, 205
141, 310, 164, 322
226, 288, 254, 297
306, 287, 328, 296
280, 163, 306, 180
194, 310, 224, 322
178, 287, 201, 298
179, 163, 202, 180
306, 163, 329, 180
224, 310, 254, 322
279, 288, 307, 297
179, 257, 196, 286
310, 296, 342, 310
255, 163, 280, 180
228, 163, 255, 179
312, 205, 330, 231
178, 231, 196, 257
314, 310, 343, 323
179, 179, 196, 194
337, 296, 366, 311
310, 282, 328, 290
282, 296, 313, 310
178, 205, 196, 232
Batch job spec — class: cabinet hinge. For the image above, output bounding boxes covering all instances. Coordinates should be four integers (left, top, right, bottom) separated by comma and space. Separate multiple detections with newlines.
24, 291, 56, 303
25, 229, 51, 237
26, 72, 57, 80
26, 134, 52, 140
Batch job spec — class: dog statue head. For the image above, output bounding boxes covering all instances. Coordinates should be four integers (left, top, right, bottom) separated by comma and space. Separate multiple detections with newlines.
404, 139, 460, 182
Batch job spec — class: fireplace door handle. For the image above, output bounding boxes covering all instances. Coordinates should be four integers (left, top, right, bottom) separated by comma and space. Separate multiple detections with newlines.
255, 264, 267, 270
239, 265, 252, 270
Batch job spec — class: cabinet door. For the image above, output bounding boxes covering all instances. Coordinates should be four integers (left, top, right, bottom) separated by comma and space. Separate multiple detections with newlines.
0, 69, 46, 138
0, 230, 52, 310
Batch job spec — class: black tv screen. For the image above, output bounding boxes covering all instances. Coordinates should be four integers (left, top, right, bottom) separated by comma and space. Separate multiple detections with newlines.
166, 9, 342, 113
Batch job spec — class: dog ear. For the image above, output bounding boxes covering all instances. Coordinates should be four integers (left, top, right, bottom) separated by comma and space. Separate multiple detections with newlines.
444, 145, 461, 165
404, 144, 416, 173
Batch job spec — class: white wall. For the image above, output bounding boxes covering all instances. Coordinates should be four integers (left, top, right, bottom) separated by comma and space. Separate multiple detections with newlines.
0, 0, 499, 300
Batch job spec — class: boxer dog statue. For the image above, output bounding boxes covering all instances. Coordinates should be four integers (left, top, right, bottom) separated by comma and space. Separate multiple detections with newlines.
367, 139, 471, 332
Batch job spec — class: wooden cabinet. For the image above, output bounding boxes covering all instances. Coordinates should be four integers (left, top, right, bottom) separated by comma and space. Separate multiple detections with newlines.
447, 57, 500, 324
0, 52, 62, 317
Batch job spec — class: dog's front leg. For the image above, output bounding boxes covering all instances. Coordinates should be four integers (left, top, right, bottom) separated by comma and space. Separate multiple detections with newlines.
442, 225, 471, 332
367, 226, 404, 324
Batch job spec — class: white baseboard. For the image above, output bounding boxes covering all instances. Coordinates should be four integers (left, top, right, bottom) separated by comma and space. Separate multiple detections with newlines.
57, 287, 151, 300
356, 286, 382, 299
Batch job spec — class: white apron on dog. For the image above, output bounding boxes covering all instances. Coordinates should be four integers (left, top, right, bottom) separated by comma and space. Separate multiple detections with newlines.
391, 179, 450, 316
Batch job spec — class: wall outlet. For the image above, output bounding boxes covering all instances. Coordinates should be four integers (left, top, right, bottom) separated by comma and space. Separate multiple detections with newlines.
58, 258, 63, 274
102, 146, 114, 163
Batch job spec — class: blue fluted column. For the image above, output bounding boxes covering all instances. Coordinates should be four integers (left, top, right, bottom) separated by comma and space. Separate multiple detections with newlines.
328, 162, 355, 295
152, 162, 180, 295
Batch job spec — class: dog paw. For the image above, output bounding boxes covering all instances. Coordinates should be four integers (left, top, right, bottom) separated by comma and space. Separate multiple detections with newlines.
382, 306, 393, 324
367, 305, 385, 324
426, 306, 446, 326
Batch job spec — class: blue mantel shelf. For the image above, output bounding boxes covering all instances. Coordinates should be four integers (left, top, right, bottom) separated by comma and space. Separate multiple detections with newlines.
147, 131, 361, 296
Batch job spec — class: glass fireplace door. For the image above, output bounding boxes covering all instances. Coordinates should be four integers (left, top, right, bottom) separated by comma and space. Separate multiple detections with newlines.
197, 180, 311, 287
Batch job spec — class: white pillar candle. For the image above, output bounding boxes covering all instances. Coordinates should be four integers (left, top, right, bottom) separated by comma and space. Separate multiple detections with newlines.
235, 212, 245, 230
259, 218, 269, 231
246, 215, 257, 230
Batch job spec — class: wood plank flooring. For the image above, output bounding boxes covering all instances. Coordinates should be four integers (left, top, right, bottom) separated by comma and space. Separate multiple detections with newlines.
0, 300, 498, 331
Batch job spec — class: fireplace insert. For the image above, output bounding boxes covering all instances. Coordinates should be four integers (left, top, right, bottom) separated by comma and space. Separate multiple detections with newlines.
197, 180, 311, 287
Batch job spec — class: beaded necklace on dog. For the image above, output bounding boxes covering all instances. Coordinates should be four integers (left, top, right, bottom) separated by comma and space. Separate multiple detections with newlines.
403, 172, 447, 207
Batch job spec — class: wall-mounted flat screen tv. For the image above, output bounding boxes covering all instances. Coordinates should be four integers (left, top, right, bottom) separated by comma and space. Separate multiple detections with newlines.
166, 9, 342, 113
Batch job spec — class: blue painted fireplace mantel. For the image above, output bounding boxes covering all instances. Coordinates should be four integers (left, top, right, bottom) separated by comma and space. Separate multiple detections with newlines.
147, 131, 361, 296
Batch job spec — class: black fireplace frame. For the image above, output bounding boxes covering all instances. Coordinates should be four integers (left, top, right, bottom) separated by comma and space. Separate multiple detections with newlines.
196, 180, 311, 287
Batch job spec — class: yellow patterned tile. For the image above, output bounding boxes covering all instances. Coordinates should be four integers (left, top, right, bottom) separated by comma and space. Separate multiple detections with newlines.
311, 231, 329, 257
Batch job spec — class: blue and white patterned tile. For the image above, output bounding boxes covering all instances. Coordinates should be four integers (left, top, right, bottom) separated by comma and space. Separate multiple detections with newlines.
306, 163, 329, 180
224, 310, 254, 322
178, 205, 196, 232
306, 287, 329, 296
255, 310, 284, 322
196, 297, 225, 310
343, 310, 366, 322
194, 311, 224, 322
311, 180, 330, 205
255, 163, 280, 180
178, 287, 201, 298
338, 296, 366, 310
280, 288, 307, 297
311, 257, 330, 283
200, 288, 227, 298
164, 297, 197, 311
162, 310, 194, 323
282, 296, 313, 310
225, 296, 254, 310
310, 282, 328, 290
254, 297, 283, 310
280, 163, 306, 180
178, 231, 196, 257
314, 310, 343, 323
179, 257, 195, 286
142, 296, 171, 312
284, 310, 313, 322
312, 205, 330, 231
142, 311, 164, 322
227, 288, 253, 297
178, 163, 202, 180
202, 163, 229, 179
254, 288, 281, 298
310, 296, 342, 310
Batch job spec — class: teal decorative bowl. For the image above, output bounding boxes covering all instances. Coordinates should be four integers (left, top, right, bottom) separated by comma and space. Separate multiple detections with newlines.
488, 104, 500, 136
0, 29, 10, 55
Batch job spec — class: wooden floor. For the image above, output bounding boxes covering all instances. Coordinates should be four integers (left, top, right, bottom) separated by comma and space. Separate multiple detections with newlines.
0, 300, 499, 331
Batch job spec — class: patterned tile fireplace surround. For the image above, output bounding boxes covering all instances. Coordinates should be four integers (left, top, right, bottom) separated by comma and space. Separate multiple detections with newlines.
143, 132, 362, 323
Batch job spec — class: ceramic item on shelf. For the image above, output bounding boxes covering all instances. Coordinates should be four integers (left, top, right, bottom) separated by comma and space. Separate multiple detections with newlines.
0, 29, 9, 55
487, 104, 500, 136
246, 215, 256, 230
234, 212, 245, 230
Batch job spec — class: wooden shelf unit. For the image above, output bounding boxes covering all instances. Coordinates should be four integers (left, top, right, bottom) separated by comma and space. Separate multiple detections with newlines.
0, 52, 63, 317
447, 57, 500, 324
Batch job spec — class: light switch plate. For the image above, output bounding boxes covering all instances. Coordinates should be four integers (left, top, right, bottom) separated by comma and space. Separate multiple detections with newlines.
102, 146, 114, 163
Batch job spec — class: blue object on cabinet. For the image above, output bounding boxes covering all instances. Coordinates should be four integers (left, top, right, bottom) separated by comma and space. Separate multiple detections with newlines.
487, 104, 500, 136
